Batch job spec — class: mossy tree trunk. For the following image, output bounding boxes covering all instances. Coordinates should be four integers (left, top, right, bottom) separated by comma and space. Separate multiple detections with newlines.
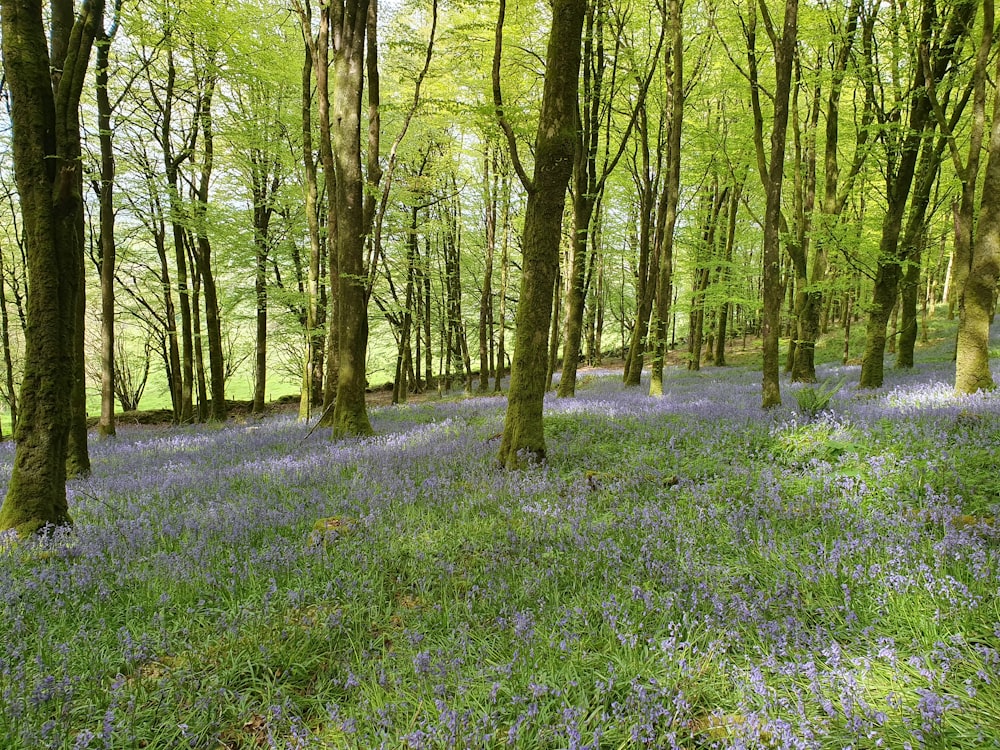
159, 46, 196, 422
495, 0, 586, 467
560, 1, 655, 398
56, 0, 90, 478
761, 0, 798, 408
786, 55, 819, 383
0, 256, 18, 433
0, 0, 104, 535
297, 45, 319, 420
495, 174, 512, 392
66, 253, 91, 477
330, 0, 374, 438
713, 180, 741, 367
292, 0, 340, 426
955, 7, 1000, 394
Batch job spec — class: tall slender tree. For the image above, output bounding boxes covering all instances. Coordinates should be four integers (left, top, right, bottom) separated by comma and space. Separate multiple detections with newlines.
94, 0, 123, 439
495, 0, 587, 467
755, 0, 800, 408
649, 0, 682, 396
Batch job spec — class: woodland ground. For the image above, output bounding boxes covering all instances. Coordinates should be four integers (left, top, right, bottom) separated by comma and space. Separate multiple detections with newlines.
1, 316, 999, 749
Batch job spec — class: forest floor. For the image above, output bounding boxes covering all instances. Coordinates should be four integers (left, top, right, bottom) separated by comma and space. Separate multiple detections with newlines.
4, 314, 997, 749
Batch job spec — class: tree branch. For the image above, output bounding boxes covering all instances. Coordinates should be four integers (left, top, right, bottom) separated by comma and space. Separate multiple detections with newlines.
493, 0, 535, 193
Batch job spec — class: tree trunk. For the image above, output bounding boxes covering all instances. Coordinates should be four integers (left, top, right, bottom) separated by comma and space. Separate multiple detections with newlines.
423, 236, 433, 391
497, 0, 586, 467
442, 191, 473, 392
161, 49, 195, 423
188, 253, 208, 422
759, 0, 798, 408
192, 75, 226, 422
956, 8, 1000, 394
714, 180, 741, 366
298, 46, 320, 420
897, 244, 923, 368
330, 0, 374, 438
66, 255, 90, 477
546, 266, 562, 391
787, 51, 820, 383
794, 1, 868, 381
0, 257, 18, 433
842, 283, 853, 365
394, 206, 420, 404
246, 143, 280, 417
860, 0, 975, 387
557, 0, 622, 399
95, 24, 116, 439
495, 173, 511, 392
649, 0, 683, 396
480, 148, 497, 392
623, 105, 659, 387
0, 0, 103, 535
292, 1, 340, 427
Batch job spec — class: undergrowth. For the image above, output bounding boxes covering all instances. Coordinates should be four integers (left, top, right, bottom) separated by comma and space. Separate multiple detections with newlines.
1, 353, 999, 749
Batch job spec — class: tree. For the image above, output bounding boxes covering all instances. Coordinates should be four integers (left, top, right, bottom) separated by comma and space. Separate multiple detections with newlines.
495, 0, 587, 467
858, 0, 975, 388
189, 66, 227, 421
955, 0, 1000, 394
790, 0, 871, 383
292, 0, 339, 421
0, 0, 104, 534
649, 0, 682, 396
94, 1, 124, 438
329, 0, 376, 438
751, 0, 799, 408
558, 0, 662, 398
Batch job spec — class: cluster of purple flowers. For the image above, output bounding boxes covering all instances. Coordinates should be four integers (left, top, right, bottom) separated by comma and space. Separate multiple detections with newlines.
0, 355, 998, 748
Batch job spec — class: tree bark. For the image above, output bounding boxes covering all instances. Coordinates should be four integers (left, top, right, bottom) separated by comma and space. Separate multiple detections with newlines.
0, 256, 18, 433
649, 0, 682, 396
759, 0, 799, 408
191, 74, 226, 422
330, 0, 374, 438
0, 0, 104, 534
293, 0, 341, 426
66, 246, 90, 477
622, 104, 658, 387
480, 147, 498, 392
793, 0, 869, 382
161, 47, 195, 422
860, 0, 975, 387
497, 0, 586, 467
714, 180, 741, 366
95, 18, 116, 439
495, 171, 512, 392
955, 2, 1000, 394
